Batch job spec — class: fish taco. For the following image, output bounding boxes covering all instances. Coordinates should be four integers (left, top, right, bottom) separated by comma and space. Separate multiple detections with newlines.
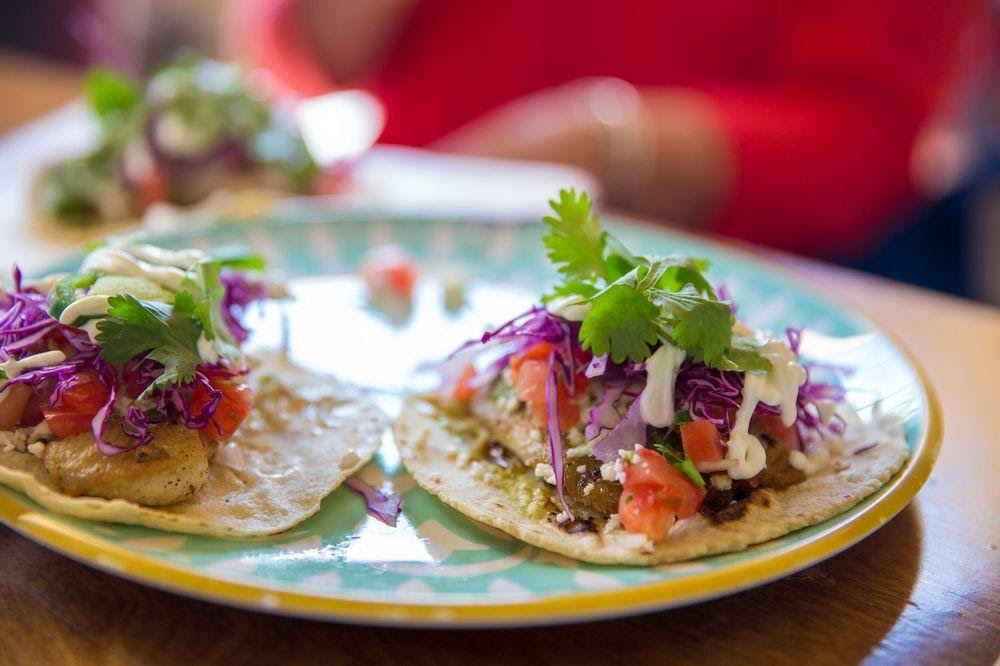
0, 242, 387, 537
32, 56, 319, 233
396, 190, 908, 564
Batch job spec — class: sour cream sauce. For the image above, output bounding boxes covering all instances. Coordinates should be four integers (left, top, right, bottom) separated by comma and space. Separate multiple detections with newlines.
61, 244, 218, 361
80, 245, 204, 292
726, 337, 806, 479
58, 294, 111, 342
545, 294, 591, 322
640, 344, 686, 427
0, 350, 67, 380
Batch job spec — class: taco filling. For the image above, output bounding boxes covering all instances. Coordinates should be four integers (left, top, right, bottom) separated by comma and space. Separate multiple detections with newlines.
396, 190, 908, 563
0, 242, 388, 536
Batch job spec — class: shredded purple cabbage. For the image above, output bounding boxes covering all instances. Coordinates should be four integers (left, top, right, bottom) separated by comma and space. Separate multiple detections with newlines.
544, 360, 573, 519
1, 265, 259, 455
585, 383, 624, 441
220, 273, 268, 343
459, 307, 581, 518
592, 397, 647, 463
344, 476, 403, 526
586, 327, 846, 444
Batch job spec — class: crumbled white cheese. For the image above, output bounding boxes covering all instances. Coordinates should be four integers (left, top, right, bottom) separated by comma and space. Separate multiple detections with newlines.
566, 442, 595, 458
497, 392, 519, 415
789, 447, 831, 476
534, 463, 556, 485
554, 511, 570, 524
600, 461, 619, 482
619, 533, 655, 553
709, 474, 732, 491
28, 421, 52, 444
0, 428, 29, 453
27, 442, 46, 459
576, 465, 586, 474
604, 513, 622, 534
583, 482, 595, 496
565, 428, 585, 447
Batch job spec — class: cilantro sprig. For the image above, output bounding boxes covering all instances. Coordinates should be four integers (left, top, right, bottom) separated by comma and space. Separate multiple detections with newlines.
543, 189, 769, 371
97, 293, 203, 395
651, 441, 706, 488
93, 250, 263, 396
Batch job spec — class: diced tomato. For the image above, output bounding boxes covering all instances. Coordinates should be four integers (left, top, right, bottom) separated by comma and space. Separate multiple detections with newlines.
526, 389, 580, 432
451, 363, 477, 404
509, 342, 554, 375
512, 358, 549, 403
509, 343, 580, 431
622, 447, 681, 488
359, 246, 418, 301
0, 383, 32, 430
17, 391, 45, 428
618, 448, 706, 539
661, 477, 707, 520
618, 485, 676, 542
751, 413, 800, 451
191, 380, 254, 442
680, 420, 725, 463
42, 371, 111, 438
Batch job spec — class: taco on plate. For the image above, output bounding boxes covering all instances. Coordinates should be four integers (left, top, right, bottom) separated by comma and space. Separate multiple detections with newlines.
33, 56, 319, 231
396, 189, 908, 564
0, 242, 387, 536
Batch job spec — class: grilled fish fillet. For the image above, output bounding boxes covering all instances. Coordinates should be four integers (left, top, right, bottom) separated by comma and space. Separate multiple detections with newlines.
44, 423, 213, 506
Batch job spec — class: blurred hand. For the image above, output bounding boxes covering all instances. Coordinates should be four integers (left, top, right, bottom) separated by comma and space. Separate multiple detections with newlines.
433, 78, 732, 228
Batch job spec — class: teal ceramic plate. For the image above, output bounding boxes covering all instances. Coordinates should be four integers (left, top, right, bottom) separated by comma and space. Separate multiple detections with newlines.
0, 215, 941, 627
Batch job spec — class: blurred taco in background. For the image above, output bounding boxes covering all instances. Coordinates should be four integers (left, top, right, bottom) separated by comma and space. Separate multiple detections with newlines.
32, 55, 319, 231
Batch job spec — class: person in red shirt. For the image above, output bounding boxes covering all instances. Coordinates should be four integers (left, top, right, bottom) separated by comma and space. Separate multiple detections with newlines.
227, 0, 987, 259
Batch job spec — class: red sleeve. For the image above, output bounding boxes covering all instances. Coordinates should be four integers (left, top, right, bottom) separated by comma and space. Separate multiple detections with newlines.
697, 0, 985, 258
221, 0, 338, 97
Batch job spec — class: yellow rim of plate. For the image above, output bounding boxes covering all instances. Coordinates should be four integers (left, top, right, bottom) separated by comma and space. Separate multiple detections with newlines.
0, 339, 942, 627
0, 221, 943, 627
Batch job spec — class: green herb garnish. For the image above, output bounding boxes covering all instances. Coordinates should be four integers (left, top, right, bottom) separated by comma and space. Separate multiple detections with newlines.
48, 273, 98, 319
651, 442, 706, 488
96, 294, 202, 395
543, 188, 770, 371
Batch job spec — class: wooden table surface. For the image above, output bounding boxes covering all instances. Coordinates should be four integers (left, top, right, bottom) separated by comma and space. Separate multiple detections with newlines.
0, 51, 998, 666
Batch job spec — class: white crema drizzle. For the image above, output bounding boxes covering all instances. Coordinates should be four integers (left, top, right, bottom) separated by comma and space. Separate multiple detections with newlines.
725, 337, 806, 479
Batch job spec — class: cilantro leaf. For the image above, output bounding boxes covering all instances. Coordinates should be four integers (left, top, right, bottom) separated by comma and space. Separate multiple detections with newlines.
723, 342, 772, 373
0, 369, 7, 381
181, 260, 240, 359
650, 443, 706, 488
579, 284, 659, 363
656, 262, 715, 297
542, 280, 599, 303
601, 233, 640, 282
542, 189, 606, 281
84, 68, 140, 127
96, 294, 202, 392
671, 299, 733, 367
674, 409, 693, 424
